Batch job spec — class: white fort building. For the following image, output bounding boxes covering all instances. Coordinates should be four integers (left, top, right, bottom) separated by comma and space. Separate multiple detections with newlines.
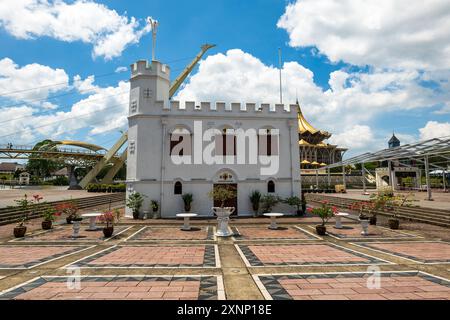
125, 59, 301, 218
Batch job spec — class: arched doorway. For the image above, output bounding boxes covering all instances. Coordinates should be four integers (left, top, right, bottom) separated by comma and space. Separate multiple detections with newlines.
212, 170, 238, 215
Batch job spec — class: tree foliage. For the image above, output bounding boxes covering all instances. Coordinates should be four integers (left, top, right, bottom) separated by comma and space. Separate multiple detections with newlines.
26, 140, 62, 178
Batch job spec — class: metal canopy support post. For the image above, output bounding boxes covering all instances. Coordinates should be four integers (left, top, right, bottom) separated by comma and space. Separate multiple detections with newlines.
315, 170, 319, 189
424, 155, 433, 201
342, 165, 346, 190
443, 170, 447, 192
388, 160, 395, 190
327, 168, 331, 188
361, 162, 366, 194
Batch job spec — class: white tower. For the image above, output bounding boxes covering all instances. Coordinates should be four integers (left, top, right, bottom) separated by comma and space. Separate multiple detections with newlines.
125, 59, 171, 217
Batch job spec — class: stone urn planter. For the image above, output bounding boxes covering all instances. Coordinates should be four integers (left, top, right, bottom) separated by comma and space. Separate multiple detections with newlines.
359, 218, 370, 236
212, 207, 235, 237
71, 218, 83, 238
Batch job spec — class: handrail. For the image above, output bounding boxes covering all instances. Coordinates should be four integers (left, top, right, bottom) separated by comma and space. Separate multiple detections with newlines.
0, 144, 107, 155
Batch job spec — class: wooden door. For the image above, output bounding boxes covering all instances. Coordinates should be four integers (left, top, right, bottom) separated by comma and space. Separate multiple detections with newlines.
213, 184, 238, 215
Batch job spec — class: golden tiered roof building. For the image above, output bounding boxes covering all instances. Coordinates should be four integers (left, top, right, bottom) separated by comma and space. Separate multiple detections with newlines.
296, 103, 347, 172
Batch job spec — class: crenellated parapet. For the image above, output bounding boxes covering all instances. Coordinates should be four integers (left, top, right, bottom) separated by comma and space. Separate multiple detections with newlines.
130, 60, 170, 79
164, 101, 298, 115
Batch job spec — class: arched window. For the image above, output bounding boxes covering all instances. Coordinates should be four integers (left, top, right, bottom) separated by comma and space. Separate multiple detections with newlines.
170, 127, 192, 156
267, 180, 275, 193
174, 181, 182, 195
214, 127, 236, 156
258, 128, 278, 156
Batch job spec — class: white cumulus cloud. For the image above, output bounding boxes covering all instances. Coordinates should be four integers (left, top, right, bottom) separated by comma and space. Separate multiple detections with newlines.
0, 0, 152, 60
175, 49, 440, 151
419, 121, 450, 140
0, 74, 130, 144
0, 58, 69, 105
277, 0, 450, 70
328, 125, 374, 150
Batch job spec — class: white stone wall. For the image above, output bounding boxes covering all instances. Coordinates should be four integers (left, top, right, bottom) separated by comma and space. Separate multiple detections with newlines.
125, 59, 300, 218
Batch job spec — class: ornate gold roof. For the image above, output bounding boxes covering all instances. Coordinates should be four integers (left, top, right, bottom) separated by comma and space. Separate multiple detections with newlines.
297, 103, 331, 138
298, 139, 311, 146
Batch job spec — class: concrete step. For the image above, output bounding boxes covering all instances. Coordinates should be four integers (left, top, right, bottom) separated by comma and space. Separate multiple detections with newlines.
306, 194, 450, 216
306, 194, 450, 228
0, 193, 125, 225
0, 193, 124, 215
0, 195, 125, 220
306, 196, 449, 222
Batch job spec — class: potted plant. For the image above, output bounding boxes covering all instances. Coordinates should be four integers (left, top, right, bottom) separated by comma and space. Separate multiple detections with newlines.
182, 193, 193, 212
209, 186, 237, 237
368, 193, 388, 225
13, 194, 43, 238
13, 194, 31, 238
98, 211, 115, 238
260, 194, 280, 213
14, 216, 28, 238
126, 192, 145, 219
41, 206, 60, 230
385, 193, 415, 230
283, 196, 305, 216
249, 190, 261, 217
150, 200, 159, 219
55, 201, 78, 224
307, 200, 338, 235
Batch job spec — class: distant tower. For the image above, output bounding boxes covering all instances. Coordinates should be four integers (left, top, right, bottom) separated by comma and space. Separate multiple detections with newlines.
388, 132, 400, 149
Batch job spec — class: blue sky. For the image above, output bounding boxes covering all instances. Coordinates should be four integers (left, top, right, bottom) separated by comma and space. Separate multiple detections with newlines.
0, 0, 449, 156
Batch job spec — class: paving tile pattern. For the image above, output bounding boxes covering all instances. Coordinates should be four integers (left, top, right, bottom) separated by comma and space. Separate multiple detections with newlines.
0, 276, 220, 300
0, 245, 88, 269
71, 245, 217, 268
258, 272, 450, 300
129, 226, 214, 241
326, 226, 418, 240
232, 226, 317, 240
357, 241, 450, 263
13, 226, 129, 242
239, 244, 387, 266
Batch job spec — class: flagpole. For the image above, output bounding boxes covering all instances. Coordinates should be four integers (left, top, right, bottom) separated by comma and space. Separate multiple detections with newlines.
278, 47, 283, 104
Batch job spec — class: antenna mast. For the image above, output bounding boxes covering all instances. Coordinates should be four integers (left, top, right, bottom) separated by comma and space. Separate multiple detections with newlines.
147, 17, 159, 61
278, 47, 283, 104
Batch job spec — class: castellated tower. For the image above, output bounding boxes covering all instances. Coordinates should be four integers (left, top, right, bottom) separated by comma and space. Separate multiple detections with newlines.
126, 60, 171, 218
125, 58, 301, 218
127, 60, 170, 181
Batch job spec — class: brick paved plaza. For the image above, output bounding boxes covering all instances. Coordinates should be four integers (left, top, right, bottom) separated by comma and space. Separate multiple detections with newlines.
325, 226, 420, 240
0, 216, 449, 300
